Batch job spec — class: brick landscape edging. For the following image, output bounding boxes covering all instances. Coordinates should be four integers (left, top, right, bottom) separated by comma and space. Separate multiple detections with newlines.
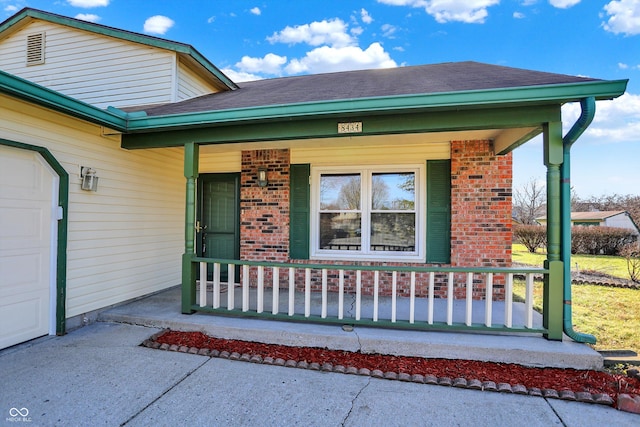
140, 331, 628, 410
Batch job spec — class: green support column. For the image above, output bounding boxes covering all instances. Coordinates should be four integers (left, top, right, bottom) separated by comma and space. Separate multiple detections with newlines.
182, 142, 199, 314
543, 121, 564, 340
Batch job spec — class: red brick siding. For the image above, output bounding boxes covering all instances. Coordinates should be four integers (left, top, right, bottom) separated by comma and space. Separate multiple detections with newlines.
240, 149, 290, 262
238, 142, 512, 299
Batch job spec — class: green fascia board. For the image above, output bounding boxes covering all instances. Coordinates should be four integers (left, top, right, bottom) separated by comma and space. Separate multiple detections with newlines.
0, 8, 238, 91
0, 69, 128, 131
125, 79, 628, 133
122, 104, 560, 149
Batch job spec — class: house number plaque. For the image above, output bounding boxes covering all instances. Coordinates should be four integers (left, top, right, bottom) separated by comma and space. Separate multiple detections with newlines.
337, 122, 362, 134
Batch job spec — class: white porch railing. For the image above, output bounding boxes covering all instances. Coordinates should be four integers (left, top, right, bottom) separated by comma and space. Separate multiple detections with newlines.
190, 258, 547, 334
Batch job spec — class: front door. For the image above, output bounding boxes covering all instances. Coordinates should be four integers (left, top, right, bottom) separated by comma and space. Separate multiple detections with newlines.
197, 173, 240, 280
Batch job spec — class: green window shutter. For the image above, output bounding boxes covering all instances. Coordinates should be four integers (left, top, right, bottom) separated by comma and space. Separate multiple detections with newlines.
426, 160, 451, 264
289, 164, 310, 259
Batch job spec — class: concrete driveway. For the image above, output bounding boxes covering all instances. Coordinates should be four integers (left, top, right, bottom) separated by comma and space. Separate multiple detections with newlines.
1, 323, 637, 426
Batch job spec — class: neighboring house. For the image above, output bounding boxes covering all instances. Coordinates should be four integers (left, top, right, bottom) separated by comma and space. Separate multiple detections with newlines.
0, 8, 628, 349
537, 210, 640, 235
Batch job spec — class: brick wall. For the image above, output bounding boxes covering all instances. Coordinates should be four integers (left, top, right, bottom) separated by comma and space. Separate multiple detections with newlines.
450, 140, 513, 298
240, 149, 290, 262
238, 142, 512, 299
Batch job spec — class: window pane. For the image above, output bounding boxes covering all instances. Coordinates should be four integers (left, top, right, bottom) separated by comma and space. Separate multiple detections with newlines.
320, 174, 361, 210
371, 173, 415, 210
370, 213, 415, 252
320, 212, 361, 250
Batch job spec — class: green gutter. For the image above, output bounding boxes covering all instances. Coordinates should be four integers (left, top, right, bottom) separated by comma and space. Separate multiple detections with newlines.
0, 8, 238, 90
0, 70, 128, 131
126, 79, 628, 132
562, 97, 597, 344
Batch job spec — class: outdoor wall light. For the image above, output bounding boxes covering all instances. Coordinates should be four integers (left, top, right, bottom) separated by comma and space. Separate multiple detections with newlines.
80, 166, 99, 192
257, 167, 268, 188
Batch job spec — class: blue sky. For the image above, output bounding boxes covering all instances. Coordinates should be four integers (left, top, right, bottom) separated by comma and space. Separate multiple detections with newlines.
3, 0, 639, 198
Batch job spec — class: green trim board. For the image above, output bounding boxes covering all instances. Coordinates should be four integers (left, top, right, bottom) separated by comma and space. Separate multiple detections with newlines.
0, 8, 237, 91
0, 138, 68, 336
0, 70, 128, 131
122, 104, 563, 150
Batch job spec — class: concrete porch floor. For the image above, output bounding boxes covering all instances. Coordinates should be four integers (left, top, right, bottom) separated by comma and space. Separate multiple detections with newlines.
98, 286, 603, 370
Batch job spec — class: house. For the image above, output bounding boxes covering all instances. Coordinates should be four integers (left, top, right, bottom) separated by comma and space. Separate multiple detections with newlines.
537, 210, 640, 235
0, 8, 628, 350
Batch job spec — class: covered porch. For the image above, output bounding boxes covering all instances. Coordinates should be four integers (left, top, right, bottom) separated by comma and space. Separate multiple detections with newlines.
119, 63, 628, 344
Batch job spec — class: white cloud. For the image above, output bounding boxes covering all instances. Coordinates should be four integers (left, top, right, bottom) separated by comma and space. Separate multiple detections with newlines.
75, 13, 100, 22
602, 0, 640, 35
377, 0, 500, 24
562, 93, 640, 143
381, 23, 398, 37
207, 16, 215, 24
143, 15, 175, 35
221, 68, 263, 82
235, 53, 288, 75
285, 42, 397, 74
250, 7, 261, 16
67, 0, 109, 7
513, 12, 525, 19
549, 0, 580, 8
4, 5, 19, 12
618, 62, 629, 69
361, 8, 374, 24
267, 19, 356, 48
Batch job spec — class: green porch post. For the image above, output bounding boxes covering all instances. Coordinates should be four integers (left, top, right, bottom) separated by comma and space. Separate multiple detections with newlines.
182, 142, 199, 314
543, 121, 564, 340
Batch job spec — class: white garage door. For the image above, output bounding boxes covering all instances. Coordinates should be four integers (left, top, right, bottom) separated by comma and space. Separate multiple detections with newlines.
0, 145, 58, 350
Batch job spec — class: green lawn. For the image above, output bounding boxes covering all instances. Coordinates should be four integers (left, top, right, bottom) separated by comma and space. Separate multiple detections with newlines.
512, 243, 630, 279
512, 244, 639, 354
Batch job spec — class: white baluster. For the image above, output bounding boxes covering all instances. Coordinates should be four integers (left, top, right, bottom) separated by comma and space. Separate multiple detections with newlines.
272, 266, 279, 315
213, 263, 220, 309
304, 268, 311, 317
227, 264, 235, 310
504, 273, 513, 328
428, 272, 435, 325
447, 272, 454, 325
466, 272, 473, 326
199, 261, 207, 307
484, 273, 493, 327
242, 264, 249, 312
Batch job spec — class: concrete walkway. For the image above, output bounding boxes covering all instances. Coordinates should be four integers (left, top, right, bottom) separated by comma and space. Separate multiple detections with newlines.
99, 286, 602, 369
1, 322, 638, 426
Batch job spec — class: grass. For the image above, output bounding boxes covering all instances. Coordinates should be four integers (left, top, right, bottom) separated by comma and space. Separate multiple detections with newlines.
512, 244, 640, 355
512, 243, 630, 279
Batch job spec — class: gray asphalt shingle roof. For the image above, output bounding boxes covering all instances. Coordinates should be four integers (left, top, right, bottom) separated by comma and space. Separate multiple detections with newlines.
131, 61, 599, 117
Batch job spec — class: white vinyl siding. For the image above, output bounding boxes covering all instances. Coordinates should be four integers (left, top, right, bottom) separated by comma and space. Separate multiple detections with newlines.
177, 59, 219, 100
1, 95, 184, 318
0, 21, 175, 108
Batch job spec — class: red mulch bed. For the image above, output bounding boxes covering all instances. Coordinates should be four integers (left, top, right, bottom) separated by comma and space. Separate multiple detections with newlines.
152, 330, 639, 406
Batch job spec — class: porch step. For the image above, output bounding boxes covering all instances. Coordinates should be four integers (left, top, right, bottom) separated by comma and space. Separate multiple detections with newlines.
98, 287, 604, 370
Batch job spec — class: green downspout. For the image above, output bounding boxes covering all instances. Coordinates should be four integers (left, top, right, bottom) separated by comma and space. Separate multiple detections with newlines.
561, 97, 597, 344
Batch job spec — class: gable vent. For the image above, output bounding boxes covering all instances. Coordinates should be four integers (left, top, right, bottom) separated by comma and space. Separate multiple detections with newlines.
26, 32, 45, 66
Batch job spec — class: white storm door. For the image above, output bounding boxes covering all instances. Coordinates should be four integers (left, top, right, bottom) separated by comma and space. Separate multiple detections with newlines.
0, 145, 58, 350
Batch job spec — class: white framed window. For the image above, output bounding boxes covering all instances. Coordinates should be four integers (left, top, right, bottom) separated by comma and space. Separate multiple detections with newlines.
310, 165, 425, 261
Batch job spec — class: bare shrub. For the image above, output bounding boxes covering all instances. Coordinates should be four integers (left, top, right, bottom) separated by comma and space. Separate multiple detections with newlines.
513, 224, 546, 253
620, 242, 640, 283
571, 227, 636, 256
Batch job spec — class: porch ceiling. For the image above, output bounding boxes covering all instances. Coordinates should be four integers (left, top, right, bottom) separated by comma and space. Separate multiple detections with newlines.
196, 127, 540, 156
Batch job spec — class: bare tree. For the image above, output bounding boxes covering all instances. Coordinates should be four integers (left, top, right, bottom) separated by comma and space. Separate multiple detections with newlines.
513, 178, 546, 224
